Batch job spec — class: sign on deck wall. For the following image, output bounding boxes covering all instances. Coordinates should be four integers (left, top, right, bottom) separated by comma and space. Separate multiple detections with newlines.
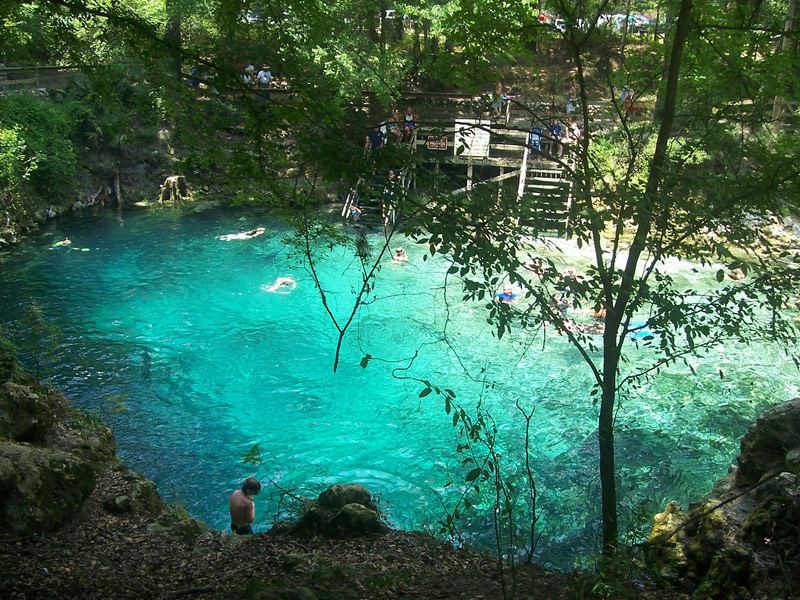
454, 119, 491, 158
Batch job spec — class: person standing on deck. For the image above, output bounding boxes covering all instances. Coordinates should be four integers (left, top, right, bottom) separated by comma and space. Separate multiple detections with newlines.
256, 65, 273, 89
566, 81, 576, 114
402, 106, 418, 145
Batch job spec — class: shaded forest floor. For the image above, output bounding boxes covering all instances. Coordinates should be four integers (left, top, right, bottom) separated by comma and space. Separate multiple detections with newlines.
0, 465, 695, 600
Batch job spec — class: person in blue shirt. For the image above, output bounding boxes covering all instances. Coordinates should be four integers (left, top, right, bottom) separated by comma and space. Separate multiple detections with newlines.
365, 126, 384, 151
550, 119, 564, 156
495, 285, 519, 305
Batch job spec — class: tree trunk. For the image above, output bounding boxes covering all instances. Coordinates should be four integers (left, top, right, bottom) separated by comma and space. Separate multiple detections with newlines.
413, 18, 420, 65
599, 0, 695, 556
159, 175, 189, 202
164, 0, 182, 79
599, 329, 619, 555
379, 4, 388, 54
366, 9, 378, 43
620, 0, 631, 51
113, 168, 122, 208
772, 0, 796, 136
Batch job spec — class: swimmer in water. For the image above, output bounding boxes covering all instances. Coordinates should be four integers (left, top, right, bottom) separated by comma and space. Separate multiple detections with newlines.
495, 285, 519, 305
52, 238, 72, 248
219, 227, 265, 241
392, 247, 409, 263
263, 276, 296, 293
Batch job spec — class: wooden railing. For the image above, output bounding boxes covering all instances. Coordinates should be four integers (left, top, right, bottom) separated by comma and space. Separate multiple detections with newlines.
0, 65, 83, 93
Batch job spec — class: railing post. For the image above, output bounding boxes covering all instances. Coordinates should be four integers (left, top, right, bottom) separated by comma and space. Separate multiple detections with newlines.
517, 146, 529, 200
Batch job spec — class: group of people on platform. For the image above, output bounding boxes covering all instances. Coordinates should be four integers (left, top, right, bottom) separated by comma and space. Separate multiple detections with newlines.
241, 62, 290, 90
528, 116, 582, 157
365, 106, 419, 151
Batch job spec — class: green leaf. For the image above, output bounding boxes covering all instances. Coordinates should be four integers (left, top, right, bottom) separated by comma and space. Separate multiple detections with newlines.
716, 269, 724, 282
359, 354, 372, 369
465, 467, 482, 482
241, 443, 262, 466
419, 387, 432, 398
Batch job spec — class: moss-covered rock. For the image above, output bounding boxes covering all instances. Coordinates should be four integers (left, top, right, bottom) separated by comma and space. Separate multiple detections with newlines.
270, 483, 387, 540
51, 409, 116, 471
693, 547, 754, 600
646, 399, 800, 597
646, 501, 689, 579
736, 397, 800, 488
0, 455, 16, 491
0, 442, 96, 534
0, 381, 58, 443
318, 483, 376, 511
326, 503, 388, 538
146, 513, 211, 545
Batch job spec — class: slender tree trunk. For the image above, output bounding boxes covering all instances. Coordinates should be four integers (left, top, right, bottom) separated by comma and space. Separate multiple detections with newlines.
598, 327, 620, 556
164, 0, 182, 79
772, 0, 796, 136
620, 0, 631, 51
413, 17, 420, 65
599, 0, 695, 556
366, 8, 378, 43
380, 4, 387, 54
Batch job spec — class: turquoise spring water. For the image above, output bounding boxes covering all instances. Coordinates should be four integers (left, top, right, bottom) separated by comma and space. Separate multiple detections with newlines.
1, 203, 797, 569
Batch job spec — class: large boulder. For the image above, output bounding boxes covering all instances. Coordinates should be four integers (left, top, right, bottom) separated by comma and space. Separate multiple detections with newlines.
646, 399, 800, 598
735, 398, 800, 488
318, 483, 376, 511
0, 442, 96, 534
0, 381, 59, 443
270, 483, 387, 539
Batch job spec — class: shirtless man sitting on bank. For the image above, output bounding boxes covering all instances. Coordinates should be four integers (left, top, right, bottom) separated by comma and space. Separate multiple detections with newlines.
229, 477, 261, 535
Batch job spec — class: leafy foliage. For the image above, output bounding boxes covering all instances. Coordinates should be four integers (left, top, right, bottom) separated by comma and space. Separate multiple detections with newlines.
0, 94, 80, 198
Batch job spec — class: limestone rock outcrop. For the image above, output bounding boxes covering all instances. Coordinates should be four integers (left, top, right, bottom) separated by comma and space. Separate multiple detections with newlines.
646, 398, 800, 599
0, 442, 96, 533
271, 482, 388, 539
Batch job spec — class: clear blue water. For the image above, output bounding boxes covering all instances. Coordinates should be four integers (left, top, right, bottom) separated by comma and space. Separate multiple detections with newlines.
1, 203, 796, 569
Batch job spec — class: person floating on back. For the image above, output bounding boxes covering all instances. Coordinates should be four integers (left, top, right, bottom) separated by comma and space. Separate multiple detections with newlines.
229, 477, 261, 535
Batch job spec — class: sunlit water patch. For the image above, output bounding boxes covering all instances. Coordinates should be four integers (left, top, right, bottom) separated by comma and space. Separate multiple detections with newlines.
0, 203, 796, 570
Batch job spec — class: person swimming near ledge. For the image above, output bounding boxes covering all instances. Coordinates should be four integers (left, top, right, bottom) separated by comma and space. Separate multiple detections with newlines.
263, 276, 296, 293
219, 227, 265, 241
51, 238, 72, 248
